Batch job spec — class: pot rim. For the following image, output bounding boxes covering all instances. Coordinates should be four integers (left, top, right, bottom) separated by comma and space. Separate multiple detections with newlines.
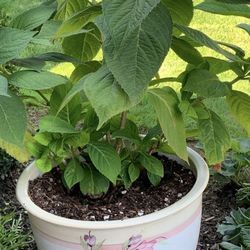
16, 147, 209, 230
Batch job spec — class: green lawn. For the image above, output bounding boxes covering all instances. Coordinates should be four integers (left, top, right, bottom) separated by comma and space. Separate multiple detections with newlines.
3, 0, 250, 138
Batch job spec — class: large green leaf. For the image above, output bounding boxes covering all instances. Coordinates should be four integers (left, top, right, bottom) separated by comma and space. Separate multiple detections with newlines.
98, 3, 173, 102
0, 27, 35, 65
55, 0, 88, 20
80, 167, 109, 195
10, 5, 55, 30
237, 23, 250, 36
87, 142, 121, 184
195, 106, 230, 164
50, 83, 82, 126
9, 70, 68, 90
227, 91, 250, 136
242, 228, 250, 247
196, 1, 250, 18
0, 93, 26, 147
175, 24, 243, 62
56, 5, 101, 37
0, 75, 9, 97
64, 159, 84, 189
62, 23, 101, 62
171, 37, 204, 66
139, 153, 164, 177
39, 115, 78, 133
183, 69, 230, 97
161, 0, 193, 26
83, 66, 133, 129
219, 242, 241, 250
147, 87, 188, 161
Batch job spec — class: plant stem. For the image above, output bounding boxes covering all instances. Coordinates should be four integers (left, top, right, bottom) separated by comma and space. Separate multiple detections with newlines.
36, 90, 50, 106
115, 111, 128, 153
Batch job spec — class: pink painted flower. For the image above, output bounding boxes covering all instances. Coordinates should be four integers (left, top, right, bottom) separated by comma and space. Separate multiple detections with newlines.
83, 231, 96, 247
127, 236, 166, 250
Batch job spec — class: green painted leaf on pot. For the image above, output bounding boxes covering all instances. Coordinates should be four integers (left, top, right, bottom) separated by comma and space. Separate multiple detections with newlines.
0, 75, 9, 97
83, 66, 133, 129
196, 1, 250, 18
56, 5, 101, 37
55, 0, 88, 20
39, 115, 78, 134
237, 23, 250, 35
171, 37, 204, 66
175, 24, 243, 62
11, 5, 55, 30
62, 23, 101, 62
80, 167, 109, 195
183, 69, 230, 98
88, 142, 121, 184
64, 159, 85, 189
195, 106, 230, 164
0, 93, 26, 147
161, 0, 193, 26
0, 27, 35, 64
9, 70, 68, 90
227, 91, 250, 136
139, 153, 164, 177
98, 3, 173, 102
147, 87, 188, 161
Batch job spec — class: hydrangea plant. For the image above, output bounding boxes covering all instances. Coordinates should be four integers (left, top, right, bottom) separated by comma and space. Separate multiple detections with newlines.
0, 0, 249, 195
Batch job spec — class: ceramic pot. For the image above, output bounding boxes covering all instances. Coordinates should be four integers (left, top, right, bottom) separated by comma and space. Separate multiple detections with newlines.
16, 147, 209, 250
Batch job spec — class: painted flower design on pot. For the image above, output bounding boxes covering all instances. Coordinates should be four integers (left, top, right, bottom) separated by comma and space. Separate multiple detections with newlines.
80, 231, 104, 250
124, 235, 167, 250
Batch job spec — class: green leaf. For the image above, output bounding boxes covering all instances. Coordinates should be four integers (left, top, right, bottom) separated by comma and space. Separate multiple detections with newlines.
80, 167, 109, 195
98, 3, 173, 102
0, 75, 9, 97
11, 5, 55, 30
183, 69, 230, 98
147, 172, 162, 186
88, 142, 121, 184
120, 161, 132, 189
64, 159, 84, 189
128, 163, 140, 183
219, 242, 241, 250
204, 57, 232, 74
83, 66, 133, 129
62, 23, 101, 62
178, 100, 197, 119
9, 70, 68, 90
161, 0, 193, 26
55, 0, 88, 20
11, 52, 77, 70
36, 150, 52, 173
0, 27, 35, 64
147, 87, 188, 161
171, 37, 204, 66
139, 153, 164, 177
64, 131, 89, 147
196, 1, 250, 18
70, 61, 101, 83
227, 91, 250, 136
237, 23, 250, 36
0, 93, 26, 147
56, 5, 101, 37
195, 106, 230, 164
242, 228, 250, 247
39, 115, 78, 134
175, 24, 243, 62
50, 83, 82, 125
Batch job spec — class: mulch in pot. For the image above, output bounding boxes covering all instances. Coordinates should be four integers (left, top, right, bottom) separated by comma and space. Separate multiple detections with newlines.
29, 155, 196, 221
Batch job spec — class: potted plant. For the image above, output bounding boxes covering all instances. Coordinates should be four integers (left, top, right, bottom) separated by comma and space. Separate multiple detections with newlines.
1, 0, 250, 249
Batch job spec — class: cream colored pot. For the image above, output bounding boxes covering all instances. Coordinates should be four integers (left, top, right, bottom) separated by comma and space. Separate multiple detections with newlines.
16, 147, 209, 250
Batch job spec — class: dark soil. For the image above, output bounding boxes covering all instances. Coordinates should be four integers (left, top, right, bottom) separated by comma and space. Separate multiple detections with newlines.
29, 155, 196, 221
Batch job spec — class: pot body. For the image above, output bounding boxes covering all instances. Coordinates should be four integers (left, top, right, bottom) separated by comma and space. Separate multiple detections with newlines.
16, 148, 209, 250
